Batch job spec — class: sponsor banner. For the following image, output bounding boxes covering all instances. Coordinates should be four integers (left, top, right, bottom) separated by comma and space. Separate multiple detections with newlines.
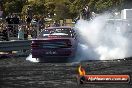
78, 75, 130, 84
77, 65, 130, 84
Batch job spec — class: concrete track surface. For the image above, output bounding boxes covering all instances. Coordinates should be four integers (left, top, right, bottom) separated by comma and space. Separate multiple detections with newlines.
0, 57, 132, 88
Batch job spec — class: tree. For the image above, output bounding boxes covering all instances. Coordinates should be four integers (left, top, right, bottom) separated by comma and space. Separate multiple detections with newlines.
95, 0, 124, 12
54, 0, 71, 20
2, 0, 128, 19
3, 0, 25, 16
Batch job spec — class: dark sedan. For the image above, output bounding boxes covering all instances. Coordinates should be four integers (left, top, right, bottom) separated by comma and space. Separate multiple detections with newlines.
31, 26, 77, 62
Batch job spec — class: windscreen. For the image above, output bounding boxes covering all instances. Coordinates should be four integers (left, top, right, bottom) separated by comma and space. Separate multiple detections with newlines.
39, 28, 75, 38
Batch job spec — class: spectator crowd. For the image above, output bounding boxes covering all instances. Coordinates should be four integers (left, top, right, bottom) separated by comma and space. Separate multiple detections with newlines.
0, 12, 63, 41
0, 13, 46, 41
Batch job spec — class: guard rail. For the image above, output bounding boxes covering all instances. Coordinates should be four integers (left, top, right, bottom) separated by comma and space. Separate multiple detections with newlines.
0, 40, 32, 52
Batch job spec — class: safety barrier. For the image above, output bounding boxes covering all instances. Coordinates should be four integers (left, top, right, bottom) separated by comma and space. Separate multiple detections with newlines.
0, 40, 32, 52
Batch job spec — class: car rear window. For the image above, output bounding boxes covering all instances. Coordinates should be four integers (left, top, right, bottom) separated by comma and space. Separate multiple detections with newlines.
39, 28, 75, 38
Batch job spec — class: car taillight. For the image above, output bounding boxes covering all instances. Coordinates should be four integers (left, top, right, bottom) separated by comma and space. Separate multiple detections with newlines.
31, 43, 39, 48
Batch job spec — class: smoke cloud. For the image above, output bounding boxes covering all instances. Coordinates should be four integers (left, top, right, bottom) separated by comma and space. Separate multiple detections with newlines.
75, 13, 132, 61
26, 54, 39, 62
26, 13, 132, 62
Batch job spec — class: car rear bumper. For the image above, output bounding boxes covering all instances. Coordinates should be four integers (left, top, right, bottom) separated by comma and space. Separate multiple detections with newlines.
31, 48, 76, 58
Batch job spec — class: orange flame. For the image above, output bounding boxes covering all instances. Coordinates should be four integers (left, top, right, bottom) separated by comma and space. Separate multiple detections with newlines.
78, 65, 86, 76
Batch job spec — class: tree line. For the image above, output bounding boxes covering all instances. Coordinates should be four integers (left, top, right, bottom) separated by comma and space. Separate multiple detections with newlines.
1, 0, 132, 20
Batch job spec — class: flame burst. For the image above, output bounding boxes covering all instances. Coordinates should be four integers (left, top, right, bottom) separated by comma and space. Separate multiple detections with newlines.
78, 65, 86, 76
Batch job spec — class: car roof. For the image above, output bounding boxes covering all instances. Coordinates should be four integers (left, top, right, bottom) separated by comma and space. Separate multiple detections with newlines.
46, 26, 73, 29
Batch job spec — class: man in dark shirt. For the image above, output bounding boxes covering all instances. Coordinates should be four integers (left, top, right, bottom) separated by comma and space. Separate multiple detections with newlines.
81, 5, 91, 20
6, 15, 13, 24
26, 16, 31, 24
12, 14, 20, 24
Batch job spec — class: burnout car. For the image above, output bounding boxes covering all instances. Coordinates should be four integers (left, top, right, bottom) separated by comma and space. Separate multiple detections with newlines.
31, 26, 77, 62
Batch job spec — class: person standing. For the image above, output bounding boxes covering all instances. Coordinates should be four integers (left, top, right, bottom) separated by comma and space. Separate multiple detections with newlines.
12, 14, 20, 24
31, 26, 37, 38
18, 25, 24, 40
26, 16, 32, 29
5, 14, 13, 24
52, 20, 60, 27
85, 5, 91, 20
81, 5, 91, 20
2, 28, 8, 41
81, 7, 86, 20
12, 14, 20, 37
24, 27, 28, 40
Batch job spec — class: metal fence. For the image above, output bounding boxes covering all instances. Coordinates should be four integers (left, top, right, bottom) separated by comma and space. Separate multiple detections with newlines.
0, 23, 40, 41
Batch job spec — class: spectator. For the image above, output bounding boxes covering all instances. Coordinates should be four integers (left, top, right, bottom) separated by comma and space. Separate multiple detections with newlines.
2, 28, 8, 41
26, 16, 31, 29
31, 26, 37, 38
52, 20, 60, 27
85, 5, 91, 20
12, 14, 20, 37
18, 25, 24, 40
24, 26, 28, 40
27, 5, 33, 19
6, 14, 14, 36
81, 7, 86, 20
26, 16, 31, 24
31, 15, 39, 25
5, 15, 13, 24
31, 18, 37, 26
38, 17, 45, 31
81, 5, 91, 20
74, 15, 80, 23
91, 12, 96, 19
12, 14, 20, 24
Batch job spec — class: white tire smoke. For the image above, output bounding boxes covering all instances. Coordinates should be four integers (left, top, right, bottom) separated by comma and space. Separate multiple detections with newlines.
75, 13, 131, 60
